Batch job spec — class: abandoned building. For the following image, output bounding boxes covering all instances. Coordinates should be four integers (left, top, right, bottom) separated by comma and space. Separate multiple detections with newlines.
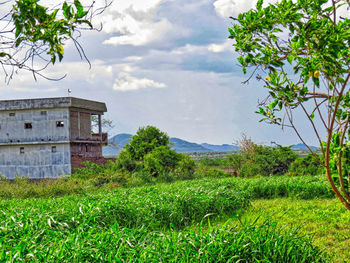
0, 97, 108, 178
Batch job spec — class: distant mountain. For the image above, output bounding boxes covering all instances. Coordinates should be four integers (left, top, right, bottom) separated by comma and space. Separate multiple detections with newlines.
102, 133, 319, 157
290, 143, 318, 151
200, 143, 239, 152
170, 138, 211, 153
102, 133, 131, 156
102, 133, 237, 156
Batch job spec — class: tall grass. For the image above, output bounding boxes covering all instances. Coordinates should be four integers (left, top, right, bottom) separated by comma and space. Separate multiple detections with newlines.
0, 217, 328, 262
0, 176, 333, 262
0, 179, 250, 231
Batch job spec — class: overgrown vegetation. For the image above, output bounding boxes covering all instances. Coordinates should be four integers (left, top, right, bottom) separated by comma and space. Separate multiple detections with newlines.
0, 176, 335, 262
0, 127, 343, 261
229, 0, 350, 210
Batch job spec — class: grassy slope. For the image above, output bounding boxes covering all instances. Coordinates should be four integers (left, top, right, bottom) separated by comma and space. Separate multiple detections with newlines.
0, 175, 347, 262
234, 198, 350, 263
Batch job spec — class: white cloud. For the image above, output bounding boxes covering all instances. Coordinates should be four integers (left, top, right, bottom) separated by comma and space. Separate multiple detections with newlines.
208, 40, 233, 53
101, 0, 172, 46
213, 0, 276, 17
113, 72, 166, 91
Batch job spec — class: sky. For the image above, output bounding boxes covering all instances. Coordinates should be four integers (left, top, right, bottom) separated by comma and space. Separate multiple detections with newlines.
0, 0, 327, 146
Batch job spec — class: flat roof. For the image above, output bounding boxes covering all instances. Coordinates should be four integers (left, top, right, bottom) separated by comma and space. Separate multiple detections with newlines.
0, 97, 107, 113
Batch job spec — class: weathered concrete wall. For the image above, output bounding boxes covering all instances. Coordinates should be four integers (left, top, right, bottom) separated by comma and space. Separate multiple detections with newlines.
0, 97, 106, 113
0, 143, 71, 178
0, 108, 70, 143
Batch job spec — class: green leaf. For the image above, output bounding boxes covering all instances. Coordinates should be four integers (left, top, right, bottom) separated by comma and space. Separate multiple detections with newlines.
74, 0, 85, 18
310, 112, 315, 120
0, 52, 11, 58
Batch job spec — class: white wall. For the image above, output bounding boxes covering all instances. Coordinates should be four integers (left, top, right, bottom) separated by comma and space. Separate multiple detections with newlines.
0, 143, 71, 178
0, 108, 70, 143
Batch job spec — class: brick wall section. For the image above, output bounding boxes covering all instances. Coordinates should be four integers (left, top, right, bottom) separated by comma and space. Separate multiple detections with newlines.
71, 156, 115, 170
70, 144, 103, 158
79, 112, 91, 139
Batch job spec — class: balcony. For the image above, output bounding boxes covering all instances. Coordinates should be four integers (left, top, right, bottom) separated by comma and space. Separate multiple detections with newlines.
71, 133, 108, 145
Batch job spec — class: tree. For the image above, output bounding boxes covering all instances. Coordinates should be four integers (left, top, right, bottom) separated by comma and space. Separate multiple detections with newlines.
0, 0, 110, 82
124, 126, 171, 161
229, 0, 350, 210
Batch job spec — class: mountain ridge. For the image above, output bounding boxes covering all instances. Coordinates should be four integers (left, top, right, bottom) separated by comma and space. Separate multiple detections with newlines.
102, 133, 318, 156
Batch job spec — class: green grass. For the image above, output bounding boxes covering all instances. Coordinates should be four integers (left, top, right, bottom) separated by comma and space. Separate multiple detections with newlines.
233, 198, 350, 263
0, 213, 328, 262
0, 175, 340, 262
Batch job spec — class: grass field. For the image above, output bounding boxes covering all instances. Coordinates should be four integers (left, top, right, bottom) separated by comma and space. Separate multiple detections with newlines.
0, 175, 347, 262
239, 198, 350, 263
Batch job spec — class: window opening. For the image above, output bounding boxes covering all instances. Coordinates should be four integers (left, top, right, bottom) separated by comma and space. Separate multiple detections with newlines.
41, 111, 47, 115
56, 121, 64, 127
52, 146, 56, 153
20, 147, 24, 154
24, 123, 32, 129
9, 112, 15, 117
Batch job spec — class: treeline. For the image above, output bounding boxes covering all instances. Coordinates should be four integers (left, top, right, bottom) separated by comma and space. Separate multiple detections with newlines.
73, 126, 323, 187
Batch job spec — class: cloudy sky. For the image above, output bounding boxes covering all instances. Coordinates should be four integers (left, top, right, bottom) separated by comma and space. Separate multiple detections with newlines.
1, 0, 321, 146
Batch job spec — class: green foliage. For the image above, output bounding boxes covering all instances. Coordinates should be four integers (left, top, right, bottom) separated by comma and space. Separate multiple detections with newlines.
287, 153, 324, 176
12, 0, 91, 64
227, 145, 298, 177
194, 164, 231, 178
114, 150, 139, 173
242, 198, 350, 263
174, 154, 196, 179
144, 146, 181, 177
0, 177, 88, 199
0, 176, 333, 262
243, 175, 333, 200
229, 0, 350, 209
0, 213, 328, 262
125, 126, 170, 161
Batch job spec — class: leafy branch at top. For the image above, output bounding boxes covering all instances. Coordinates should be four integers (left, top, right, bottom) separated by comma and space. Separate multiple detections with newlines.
229, 0, 350, 210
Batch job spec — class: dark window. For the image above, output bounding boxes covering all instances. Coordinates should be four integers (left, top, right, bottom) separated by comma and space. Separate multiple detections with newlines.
9, 112, 15, 117
56, 121, 64, 127
41, 111, 47, 115
85, 145, 89, 152
24, 123, 32, 129
51, 146, 56, 153
20, 147, 24, 154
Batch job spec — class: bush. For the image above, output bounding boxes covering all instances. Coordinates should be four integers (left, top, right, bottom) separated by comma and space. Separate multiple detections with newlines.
174, 155, 195, 179
220, 145, 298, 177
144, 146, 181, 177
124, 126, 170, 161
287, 154, 324, 176
114, 150, 139, 173
239, 162, 263, 177
194, 164, 231, 178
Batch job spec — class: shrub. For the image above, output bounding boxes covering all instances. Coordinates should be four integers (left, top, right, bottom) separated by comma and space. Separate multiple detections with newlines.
124, 126, 170, 161
72, 161, 106, 179
194, 164, 231, 178
222, 145, 298, 177
287, 154, 324, 176
239, 162, 263, 177
114, 150, 139, 173
143, 146, 181, 177
174, 155, 195, 179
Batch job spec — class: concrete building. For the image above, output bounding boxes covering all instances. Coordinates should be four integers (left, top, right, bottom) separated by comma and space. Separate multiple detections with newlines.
0, 97, 108, 178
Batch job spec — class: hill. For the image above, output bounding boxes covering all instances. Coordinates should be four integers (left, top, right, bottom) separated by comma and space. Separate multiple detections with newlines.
102, 134, 317, 157
103, 134, 237, 156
